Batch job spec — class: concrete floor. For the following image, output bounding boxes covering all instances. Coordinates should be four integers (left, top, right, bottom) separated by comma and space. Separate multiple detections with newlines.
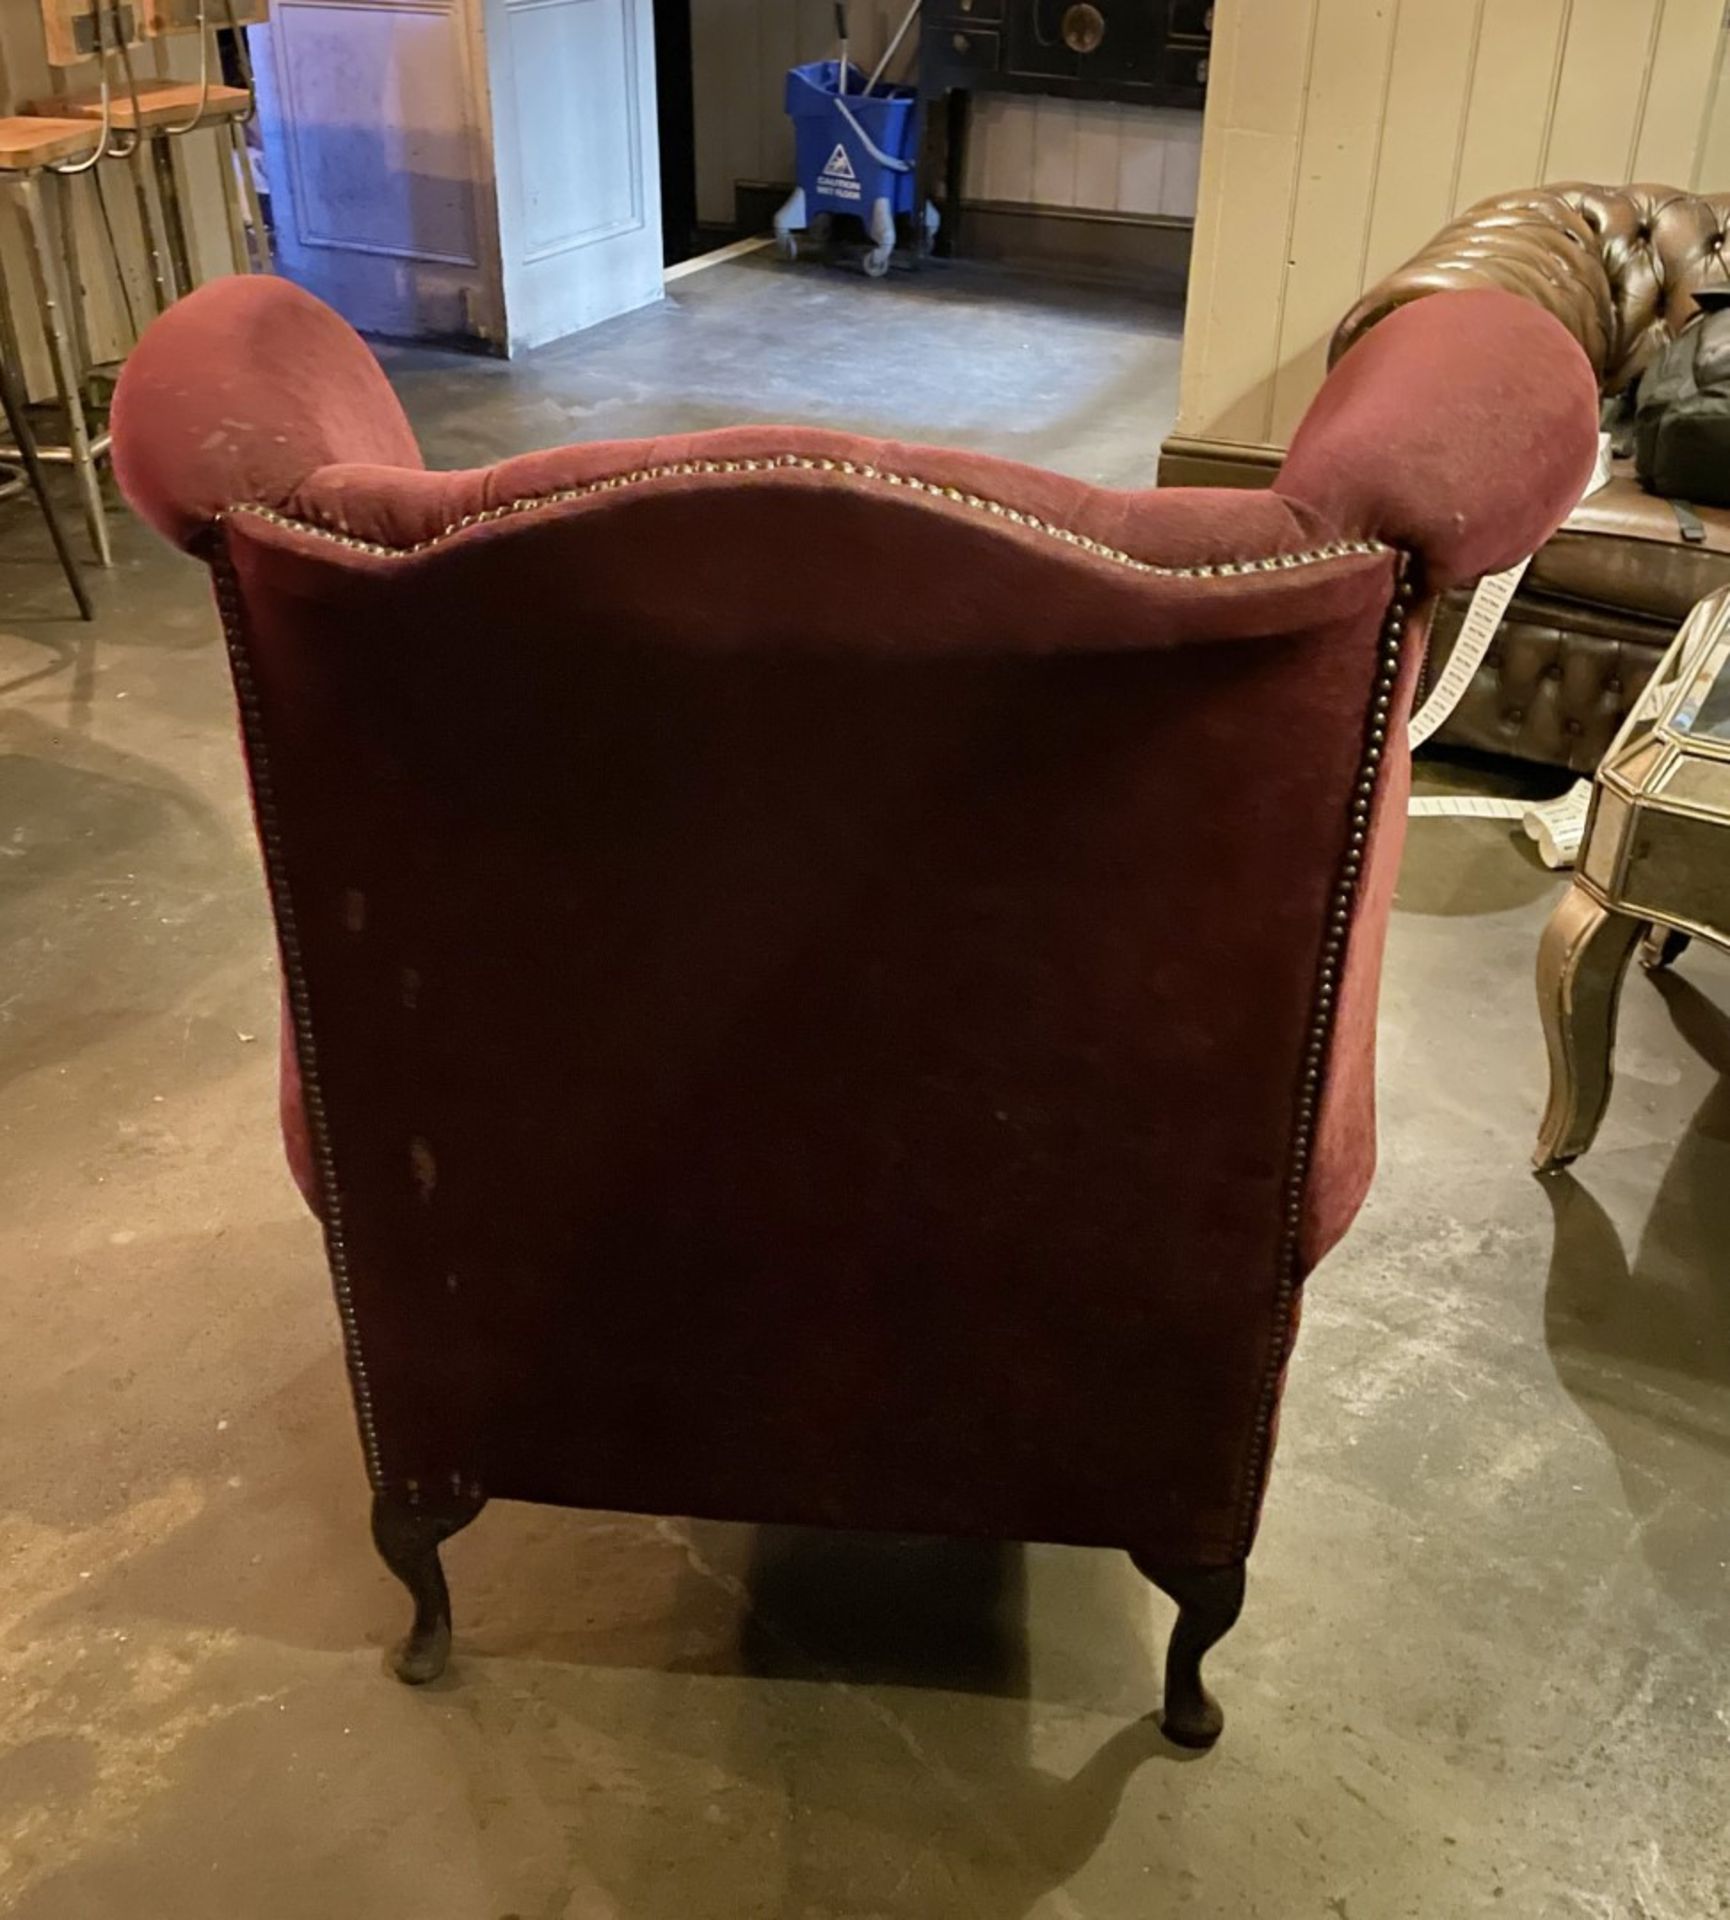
1, 256, 1727, 1919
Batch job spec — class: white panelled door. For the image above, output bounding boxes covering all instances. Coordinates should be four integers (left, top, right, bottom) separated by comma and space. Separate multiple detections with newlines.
252, 0, 663, 352
252, 0, 506, 347
483, 0, 664, 351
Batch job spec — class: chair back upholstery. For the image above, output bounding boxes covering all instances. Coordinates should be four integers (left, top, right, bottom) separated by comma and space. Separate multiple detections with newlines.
113, 277, 1595, 1566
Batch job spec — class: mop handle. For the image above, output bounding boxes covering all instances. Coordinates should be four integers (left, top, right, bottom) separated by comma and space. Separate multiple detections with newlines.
865, 0, 922, 94
835, 2, 850, 91
832, 93, 913, 170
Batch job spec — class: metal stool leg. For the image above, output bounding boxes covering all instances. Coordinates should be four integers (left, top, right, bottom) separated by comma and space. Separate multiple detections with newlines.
54, 173, 102, 412
231, 121, 271, 273
128, 139, 175, 311
150, 136, 197, 296
0, 340, 93, 621
218, 121, 251, 273
17, 174, 110, 567
0, 203, 32, 389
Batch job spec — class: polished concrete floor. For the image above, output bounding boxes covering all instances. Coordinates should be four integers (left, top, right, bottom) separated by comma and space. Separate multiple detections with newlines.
2, 257, 1727, 1918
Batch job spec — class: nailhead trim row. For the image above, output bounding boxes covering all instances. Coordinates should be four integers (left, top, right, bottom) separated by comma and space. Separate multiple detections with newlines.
1232, 558, 1414, 1558
224, 453, 1390, 577
212, 550, 386, 1488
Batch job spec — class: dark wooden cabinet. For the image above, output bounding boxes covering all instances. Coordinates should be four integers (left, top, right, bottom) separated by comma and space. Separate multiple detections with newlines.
918, 0, 1209, 253
921, 0, 1210, 109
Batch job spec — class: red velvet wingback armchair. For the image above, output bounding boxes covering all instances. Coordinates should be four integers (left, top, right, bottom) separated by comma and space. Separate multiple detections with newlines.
112, 277, 1594, 1745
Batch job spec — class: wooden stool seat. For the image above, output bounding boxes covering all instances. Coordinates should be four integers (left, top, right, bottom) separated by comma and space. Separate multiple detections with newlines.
34, 83, 253, 132
0, 116, 103, 172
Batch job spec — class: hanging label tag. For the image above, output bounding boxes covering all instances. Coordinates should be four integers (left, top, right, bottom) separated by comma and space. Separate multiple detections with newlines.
1407, 560, 1531, 751
1405, 435, 1613, 868
1407, 435, 1613, 753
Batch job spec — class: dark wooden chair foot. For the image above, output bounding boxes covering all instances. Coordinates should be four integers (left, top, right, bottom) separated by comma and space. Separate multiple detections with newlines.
1640, 925, 1690, 973
1131, 1557, 1246, 1749
371, 1490, 486, 1684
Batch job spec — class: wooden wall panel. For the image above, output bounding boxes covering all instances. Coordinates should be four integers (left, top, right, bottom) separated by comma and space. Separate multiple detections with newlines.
1030, 94, 1078, 207
1176, 0, 1317, 447
1362, 0, 1480, 281
691, 0, 732, 223
756, 0, 797, 216
721, 0, 761, 222
973, 96, 1034, 204
1451, 0, 1570, 211
966, 97, 1201, 215
1073, 102, 1122, 211
1543, 0, 1662, 184
1635, 0, 1729, 184
1178, 0, 1730, 452
1267, 0, 1401, 443
1693, 13, 1730, 191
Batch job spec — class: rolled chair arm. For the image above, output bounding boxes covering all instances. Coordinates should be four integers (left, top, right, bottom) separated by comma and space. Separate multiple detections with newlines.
1282, 288, 1600, 594
1330, 188, 1617, 384
111, 274, 425, 556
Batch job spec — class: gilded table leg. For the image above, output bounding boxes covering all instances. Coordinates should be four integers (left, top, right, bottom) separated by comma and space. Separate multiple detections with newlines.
1533, 884, 1645, 1172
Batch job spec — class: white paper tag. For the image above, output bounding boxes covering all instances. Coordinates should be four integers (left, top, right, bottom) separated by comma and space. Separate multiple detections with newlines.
1407, 779, 1593, 870
1405, 435, 1612, 869
1407, 560, 1531, 750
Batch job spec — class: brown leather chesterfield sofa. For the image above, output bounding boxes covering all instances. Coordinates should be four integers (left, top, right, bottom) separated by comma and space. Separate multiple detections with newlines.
1334, 184, 1730, 771
111, 276, 1593, 1745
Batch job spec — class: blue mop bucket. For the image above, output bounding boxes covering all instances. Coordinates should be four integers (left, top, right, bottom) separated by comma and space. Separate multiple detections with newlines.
786, 60, 919, 221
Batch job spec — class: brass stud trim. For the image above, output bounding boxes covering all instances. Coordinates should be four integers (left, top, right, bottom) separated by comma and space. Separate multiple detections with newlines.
210, 548, 385, 1488
1233, 552, 1411, 1557
222, 454, 1391, 578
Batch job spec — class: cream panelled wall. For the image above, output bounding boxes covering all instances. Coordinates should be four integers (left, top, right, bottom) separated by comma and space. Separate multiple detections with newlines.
966, 96, 1201, 219
689, 0, 1204, 226
1179, 0, 1730, 453
0, 15, 239, 396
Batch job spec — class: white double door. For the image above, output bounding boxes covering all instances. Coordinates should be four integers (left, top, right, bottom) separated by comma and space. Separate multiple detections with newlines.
251, 0, 663, 351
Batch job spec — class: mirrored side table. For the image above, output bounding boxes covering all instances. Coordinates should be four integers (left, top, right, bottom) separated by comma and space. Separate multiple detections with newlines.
1534, 583, 1730, 1171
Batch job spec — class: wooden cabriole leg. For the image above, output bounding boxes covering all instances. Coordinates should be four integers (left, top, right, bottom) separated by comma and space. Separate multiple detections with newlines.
1533, 883, 1646, 1172
371, 1489, 486, 1684
1131, 1556, 1247, 1749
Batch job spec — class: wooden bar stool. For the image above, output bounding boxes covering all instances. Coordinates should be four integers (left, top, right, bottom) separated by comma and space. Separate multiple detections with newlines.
0, 335, 93, 619
39, 81, 269, 304
0, 116, 113, 566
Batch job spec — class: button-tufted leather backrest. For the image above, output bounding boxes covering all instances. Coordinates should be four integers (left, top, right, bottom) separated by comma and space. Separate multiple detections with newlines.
1334, 182, 1730, 395
1561, 184, 1730, 389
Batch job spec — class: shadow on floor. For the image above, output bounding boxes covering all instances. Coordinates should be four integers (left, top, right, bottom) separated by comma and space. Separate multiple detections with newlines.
1542, 969, 1730, 1603
450, 1525, 1190, 1920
